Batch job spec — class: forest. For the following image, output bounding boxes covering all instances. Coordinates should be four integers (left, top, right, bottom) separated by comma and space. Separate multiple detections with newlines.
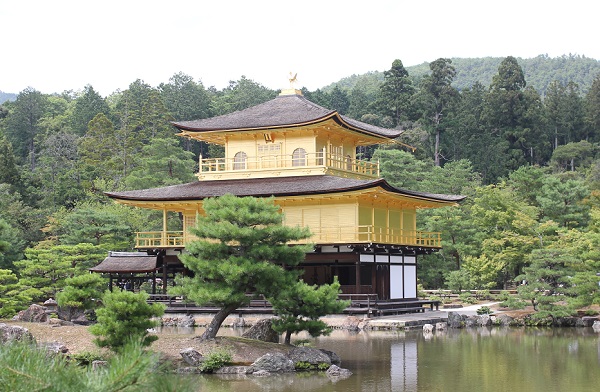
1, 54, 600, 317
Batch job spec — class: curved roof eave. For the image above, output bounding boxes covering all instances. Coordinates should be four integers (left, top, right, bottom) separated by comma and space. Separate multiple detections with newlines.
104, 176, 466, 205
171, 94, 402, 140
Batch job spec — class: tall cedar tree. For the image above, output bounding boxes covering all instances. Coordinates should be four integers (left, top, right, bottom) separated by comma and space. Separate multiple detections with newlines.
171, 194, 311, 340
419, 58, 458, 166
378, 59, 414, 126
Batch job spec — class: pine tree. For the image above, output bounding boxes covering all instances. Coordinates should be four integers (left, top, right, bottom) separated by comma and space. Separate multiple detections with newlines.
90, 290, 165, 352
170, 194, 311, 340
270, 278, 348, 345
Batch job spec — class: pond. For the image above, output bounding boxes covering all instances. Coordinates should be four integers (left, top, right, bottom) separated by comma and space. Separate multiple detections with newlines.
188, 327, 600, 392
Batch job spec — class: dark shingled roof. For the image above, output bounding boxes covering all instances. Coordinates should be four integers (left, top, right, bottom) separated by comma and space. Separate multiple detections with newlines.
172, 94, 402, 139
105, 175, 466, 203
90, 252, 157, 273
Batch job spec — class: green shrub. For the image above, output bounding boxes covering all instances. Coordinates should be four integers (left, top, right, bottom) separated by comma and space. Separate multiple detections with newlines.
477, 306, 493, 315
295, 361, 314, 370
293, 338, 312, 347
0, 341, 195, 391
199, 348, 232, 373
497, 290, 511, 302
70, 350, 106, 366
500, 296, 527, 310
459, 292, 477, 304
89, 290, 165, 353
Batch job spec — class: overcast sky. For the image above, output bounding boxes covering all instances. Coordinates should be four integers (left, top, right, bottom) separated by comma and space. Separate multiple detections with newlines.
1, 0, 598, 96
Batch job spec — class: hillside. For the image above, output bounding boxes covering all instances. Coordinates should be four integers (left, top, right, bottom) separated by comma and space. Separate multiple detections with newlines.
324, 54, 600, 96
0, 91, 17, 104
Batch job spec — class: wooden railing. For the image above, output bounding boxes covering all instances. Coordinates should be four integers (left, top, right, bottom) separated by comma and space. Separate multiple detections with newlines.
135, 227, 441, 248
199, 152, 379, 177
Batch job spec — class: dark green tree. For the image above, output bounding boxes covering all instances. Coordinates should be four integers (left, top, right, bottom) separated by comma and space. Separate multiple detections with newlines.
483, 56, 545, 179
0, 268, 29, 317
536, 174, 590, 229
4, 87, 48, 169
584, 74, 600, 141
90, 290, 165, 352
56, 273, 106, 321
210, 76, 277, 115
329, 85, 349, 114
159, 72, 212, 154
417, 58, 458, 166
78, 113, 121, 184
0, 134, 19, 186
270, 278, 348, 345
170, 194, 311, 340
36, 131, 83, 210
123, 138, 196, 189
56, 204, 132, 248
516, 248, 577, 319
378, 59, 414, 126
71, 85, 110, 136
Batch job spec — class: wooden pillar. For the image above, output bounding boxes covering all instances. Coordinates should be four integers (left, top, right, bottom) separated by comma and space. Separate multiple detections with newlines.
152, 269, 156, 294
355, 260, 361, 294
162, 208, 167, 246
109, 274, 113, 291
162, 262, 168, 294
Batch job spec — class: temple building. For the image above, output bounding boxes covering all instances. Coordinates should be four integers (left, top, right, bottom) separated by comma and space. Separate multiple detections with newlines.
97, 86, 465, 302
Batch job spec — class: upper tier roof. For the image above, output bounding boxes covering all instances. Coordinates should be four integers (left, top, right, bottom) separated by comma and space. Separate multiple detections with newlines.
172, 93, 402, 139
105, 175, 466, 205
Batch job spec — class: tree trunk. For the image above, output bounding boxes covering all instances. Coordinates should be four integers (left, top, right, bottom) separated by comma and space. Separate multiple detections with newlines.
284, 330, 292, 345
200, 303, 239, 340
434, 128, 441, 167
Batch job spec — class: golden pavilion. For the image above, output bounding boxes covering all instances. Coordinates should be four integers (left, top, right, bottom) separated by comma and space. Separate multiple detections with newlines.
98, 87, 464, 302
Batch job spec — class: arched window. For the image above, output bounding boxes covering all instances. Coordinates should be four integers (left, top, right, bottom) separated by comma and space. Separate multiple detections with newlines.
233, 151, 247, 170
292, 148, 307, 167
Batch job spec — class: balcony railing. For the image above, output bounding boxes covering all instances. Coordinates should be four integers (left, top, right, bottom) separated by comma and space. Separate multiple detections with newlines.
134, 227, 441, 248
199, 152, 379, 177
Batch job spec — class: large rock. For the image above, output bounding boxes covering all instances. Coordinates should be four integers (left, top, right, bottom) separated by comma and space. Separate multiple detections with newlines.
288, 346, 332, 366
242, 318, 279, 343
250, 352, 295, 373
581, 317, 599, 327
341, 316, 361, 331
494, 314, 515, 326
319, 349, 341, 366
0, 323, 35, 344
477, 315, 492, 326
14, 304, 47, 323
40, 342, 69, 356
178, 315, 196, 328
447, 312, 465, 328
180, 347, 204, 366
326, 364, 353, 380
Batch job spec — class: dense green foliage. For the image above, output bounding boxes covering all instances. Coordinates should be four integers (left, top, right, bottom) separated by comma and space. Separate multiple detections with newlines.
0, 341, 195, 392
270, 278, 349, 345
171, 194, 311, 339
89, 290, 165, 352
56, 273, 107, 321
1, 55, 600, 321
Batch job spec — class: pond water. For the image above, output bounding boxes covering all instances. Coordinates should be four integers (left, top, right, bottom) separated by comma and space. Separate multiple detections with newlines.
186, 327, 600, 392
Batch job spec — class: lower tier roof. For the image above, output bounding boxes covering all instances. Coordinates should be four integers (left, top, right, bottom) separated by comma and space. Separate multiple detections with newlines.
104, 175, 465, 204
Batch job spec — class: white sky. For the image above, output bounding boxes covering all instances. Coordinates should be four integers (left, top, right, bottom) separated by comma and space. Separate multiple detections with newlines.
1, 0, 598, 96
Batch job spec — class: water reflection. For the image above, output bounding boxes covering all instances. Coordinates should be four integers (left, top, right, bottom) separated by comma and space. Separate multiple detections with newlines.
169, 327, 600, 392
